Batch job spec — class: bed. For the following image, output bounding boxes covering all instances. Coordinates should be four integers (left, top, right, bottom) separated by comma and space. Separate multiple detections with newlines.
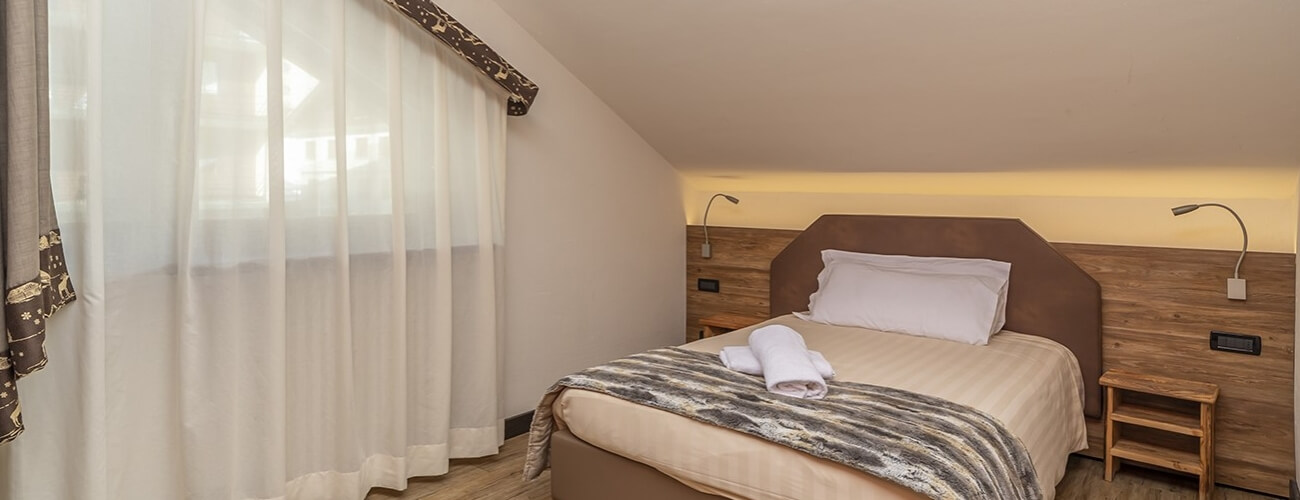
537, 215, 1103, 500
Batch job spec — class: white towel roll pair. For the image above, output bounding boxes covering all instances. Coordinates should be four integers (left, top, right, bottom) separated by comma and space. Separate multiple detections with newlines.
722, 325, 831, 399
719, 346, 835, 379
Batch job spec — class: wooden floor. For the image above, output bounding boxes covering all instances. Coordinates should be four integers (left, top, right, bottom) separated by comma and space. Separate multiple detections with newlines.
365, 435, 550, 500
367, 435, 1277, 500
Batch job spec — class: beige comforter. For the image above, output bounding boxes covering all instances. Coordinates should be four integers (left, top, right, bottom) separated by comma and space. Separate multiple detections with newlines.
552, 315, 1088, 500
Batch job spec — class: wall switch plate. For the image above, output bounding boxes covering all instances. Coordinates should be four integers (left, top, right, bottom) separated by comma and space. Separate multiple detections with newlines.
697, 278, 720, 293
1227, 278, 1246, 300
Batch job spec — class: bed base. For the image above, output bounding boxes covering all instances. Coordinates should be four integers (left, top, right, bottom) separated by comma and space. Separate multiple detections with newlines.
550, 430, 724, 500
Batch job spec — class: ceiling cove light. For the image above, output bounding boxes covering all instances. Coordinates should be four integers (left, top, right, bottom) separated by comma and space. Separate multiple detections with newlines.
702, 193, 740, 259
1171, 203, 1248, 300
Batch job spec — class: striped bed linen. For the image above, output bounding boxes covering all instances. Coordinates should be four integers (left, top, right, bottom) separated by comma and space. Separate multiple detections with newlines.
551, 315, 1088, 500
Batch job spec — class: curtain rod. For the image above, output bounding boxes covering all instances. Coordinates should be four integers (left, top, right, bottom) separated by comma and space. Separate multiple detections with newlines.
383, 0, 540, 116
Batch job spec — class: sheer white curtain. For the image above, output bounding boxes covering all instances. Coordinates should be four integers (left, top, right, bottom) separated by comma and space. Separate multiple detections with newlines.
0, 0, 506, 498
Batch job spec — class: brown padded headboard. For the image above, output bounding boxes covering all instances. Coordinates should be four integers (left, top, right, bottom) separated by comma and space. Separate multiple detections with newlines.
770, 215, 1104, 418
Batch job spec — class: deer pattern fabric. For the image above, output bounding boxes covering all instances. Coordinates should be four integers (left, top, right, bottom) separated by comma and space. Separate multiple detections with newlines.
1, 233, 76, 444
383, 0, 540, 116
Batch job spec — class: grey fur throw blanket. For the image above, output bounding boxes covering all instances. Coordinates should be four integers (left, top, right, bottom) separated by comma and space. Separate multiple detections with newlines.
524, 347, 1041, 500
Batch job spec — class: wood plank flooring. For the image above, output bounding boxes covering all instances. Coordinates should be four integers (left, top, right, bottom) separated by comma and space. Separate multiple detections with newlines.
364, 435, 549, 500
367, 435, 1278, 500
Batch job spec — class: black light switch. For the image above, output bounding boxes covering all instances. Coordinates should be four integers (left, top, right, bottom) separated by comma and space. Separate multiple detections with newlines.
697, 278, 720, 293
1210, 330, 1261, 355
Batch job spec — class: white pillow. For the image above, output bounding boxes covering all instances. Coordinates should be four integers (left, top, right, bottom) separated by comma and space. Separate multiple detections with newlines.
807, 249, 1011, 334
800, 264, 1003, 345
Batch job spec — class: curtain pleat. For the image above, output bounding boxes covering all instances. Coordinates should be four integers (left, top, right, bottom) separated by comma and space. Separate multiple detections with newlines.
429, 25, 456, 464
263, 0, 291, 494
383, 16, 410, 482
0, 0, 507, 497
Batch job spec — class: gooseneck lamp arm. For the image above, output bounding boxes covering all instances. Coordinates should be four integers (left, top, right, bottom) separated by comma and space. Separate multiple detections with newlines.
1170, 203, 1247, 279
701, 193, 740, 259
1171, 202, 1248, 300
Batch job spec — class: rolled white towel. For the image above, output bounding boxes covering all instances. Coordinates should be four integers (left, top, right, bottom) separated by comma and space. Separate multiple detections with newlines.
748, 325, 828, 399
719, 346, 836, 379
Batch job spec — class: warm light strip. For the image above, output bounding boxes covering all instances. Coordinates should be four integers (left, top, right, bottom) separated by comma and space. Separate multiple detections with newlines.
680, 167, 1300, 253
680, 167, 1299, 199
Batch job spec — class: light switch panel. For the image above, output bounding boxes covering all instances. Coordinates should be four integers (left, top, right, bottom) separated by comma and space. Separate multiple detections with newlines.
1210, 330, 1261, 355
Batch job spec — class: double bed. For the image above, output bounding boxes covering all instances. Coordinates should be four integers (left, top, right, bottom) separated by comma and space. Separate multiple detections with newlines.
533, 215, 1103, 500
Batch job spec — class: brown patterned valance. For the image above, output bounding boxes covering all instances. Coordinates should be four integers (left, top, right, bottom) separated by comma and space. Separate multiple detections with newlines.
383, 0, 539, 116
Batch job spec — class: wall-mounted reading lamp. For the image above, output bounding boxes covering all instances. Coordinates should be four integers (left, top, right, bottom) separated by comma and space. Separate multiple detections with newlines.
1171, 203, 1248, 300
702, 193, 740, 259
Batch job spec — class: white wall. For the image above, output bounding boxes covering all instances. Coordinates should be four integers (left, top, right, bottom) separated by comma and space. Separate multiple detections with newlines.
432, 1, 686, 416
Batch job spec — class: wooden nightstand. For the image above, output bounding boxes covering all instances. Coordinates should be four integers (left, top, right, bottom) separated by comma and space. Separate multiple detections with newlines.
699, 314, 764, 338
1100, 369, 1219, 500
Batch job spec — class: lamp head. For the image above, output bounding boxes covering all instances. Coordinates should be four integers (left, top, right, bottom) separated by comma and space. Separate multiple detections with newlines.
723, 194, 740, 204
1171, 204, 1200, 216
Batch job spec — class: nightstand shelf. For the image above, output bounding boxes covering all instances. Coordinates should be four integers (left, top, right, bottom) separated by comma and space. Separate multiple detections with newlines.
1109, 404, 1202, 436
1109, 439, 1202, 475
1100, 369, 1219, 500
699, 313, 764, 338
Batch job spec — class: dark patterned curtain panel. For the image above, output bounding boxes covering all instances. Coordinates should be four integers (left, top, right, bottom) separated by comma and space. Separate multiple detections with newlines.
1, 0, 76, 445
383, 0, 540, 115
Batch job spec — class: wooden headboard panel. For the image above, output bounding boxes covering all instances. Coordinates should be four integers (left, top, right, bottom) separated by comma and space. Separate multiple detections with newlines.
770, 214, 1104, 418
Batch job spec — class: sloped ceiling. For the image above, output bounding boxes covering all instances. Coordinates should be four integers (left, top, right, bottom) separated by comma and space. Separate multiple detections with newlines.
492, 0, 1300, 173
